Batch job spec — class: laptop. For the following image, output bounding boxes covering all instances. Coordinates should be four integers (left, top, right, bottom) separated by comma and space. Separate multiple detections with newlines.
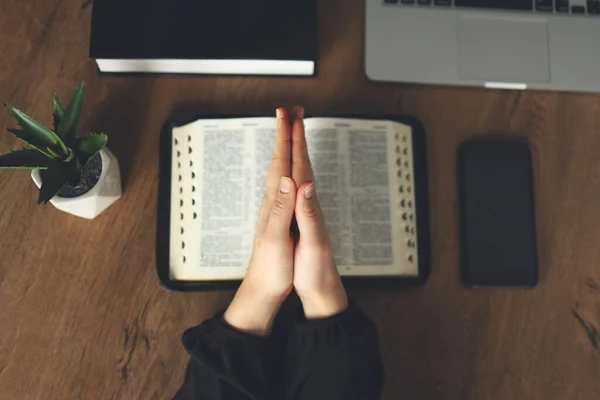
365, 0, 600, 92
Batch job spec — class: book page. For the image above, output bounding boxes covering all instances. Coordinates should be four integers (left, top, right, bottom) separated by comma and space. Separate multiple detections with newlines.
304, 119, 417, 276
170, 117, 418, 280
170, 118, 276, 280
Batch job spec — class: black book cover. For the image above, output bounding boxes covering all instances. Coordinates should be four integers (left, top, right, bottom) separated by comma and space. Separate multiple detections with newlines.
90, 0, 317, 62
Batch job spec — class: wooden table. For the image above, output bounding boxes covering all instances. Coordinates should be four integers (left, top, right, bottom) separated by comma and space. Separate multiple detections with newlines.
1, 0, 599, 399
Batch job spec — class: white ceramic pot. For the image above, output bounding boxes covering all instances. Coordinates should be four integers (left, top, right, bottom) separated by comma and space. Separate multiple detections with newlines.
31, 147, 122, 219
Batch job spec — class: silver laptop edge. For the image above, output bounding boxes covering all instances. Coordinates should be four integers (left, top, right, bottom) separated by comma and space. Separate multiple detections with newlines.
365, 0, 600, 92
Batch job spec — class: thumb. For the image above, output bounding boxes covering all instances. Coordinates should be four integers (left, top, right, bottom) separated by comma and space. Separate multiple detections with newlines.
295, 182, 328, 245
264, 177, 297, 238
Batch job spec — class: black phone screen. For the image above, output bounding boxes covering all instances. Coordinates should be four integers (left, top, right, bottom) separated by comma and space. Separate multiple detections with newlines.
458, 141, 538, 288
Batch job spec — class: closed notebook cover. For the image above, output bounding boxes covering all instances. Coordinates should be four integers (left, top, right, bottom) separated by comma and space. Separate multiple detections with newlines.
90, 0, 317, 61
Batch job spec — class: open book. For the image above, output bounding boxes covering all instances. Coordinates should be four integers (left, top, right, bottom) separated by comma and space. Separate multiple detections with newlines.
157, 116, 429, 290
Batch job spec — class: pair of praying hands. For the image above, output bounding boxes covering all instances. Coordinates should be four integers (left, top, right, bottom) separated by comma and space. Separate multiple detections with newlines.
223, 107, 348, 336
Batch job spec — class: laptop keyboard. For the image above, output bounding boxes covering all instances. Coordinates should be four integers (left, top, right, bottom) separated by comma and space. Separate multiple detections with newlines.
384, 0, 600, 14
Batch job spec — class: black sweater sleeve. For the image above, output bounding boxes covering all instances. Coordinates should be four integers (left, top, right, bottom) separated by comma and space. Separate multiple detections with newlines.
173, 305, 383, 400
284, 305, 384, 400
173, 314, 275, 400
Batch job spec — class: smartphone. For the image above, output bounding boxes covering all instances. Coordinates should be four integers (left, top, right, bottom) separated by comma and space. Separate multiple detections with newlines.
458, 140, 538, 288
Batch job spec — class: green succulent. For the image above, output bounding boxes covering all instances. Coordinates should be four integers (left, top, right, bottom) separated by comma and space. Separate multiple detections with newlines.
0, 82, 107, 204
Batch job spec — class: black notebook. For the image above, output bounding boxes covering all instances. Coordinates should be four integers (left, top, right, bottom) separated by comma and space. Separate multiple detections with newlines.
156, 115, 430, 291
90, 0, 317, 76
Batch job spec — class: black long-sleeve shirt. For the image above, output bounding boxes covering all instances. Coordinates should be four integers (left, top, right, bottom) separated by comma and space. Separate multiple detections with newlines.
173, 305, 383, 400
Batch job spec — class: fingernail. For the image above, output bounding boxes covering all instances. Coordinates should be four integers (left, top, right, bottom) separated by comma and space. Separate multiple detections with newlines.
304, 183, 314, 199
293, 106, 304, 120
280, 177, 291, 193
276, 108, 284, 119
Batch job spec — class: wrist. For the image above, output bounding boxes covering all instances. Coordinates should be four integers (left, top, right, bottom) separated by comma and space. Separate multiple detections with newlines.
223, 280, 286, 336
299, 282, 349, 320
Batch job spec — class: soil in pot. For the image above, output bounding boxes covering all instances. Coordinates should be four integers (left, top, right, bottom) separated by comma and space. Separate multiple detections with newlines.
40, 153, 103, 198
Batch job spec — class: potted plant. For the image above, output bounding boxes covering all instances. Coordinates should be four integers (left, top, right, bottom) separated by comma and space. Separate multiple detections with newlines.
0, 82, 121, 219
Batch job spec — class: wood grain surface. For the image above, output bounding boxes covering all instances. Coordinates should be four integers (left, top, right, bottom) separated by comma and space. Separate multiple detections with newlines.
1, 0, 599, 399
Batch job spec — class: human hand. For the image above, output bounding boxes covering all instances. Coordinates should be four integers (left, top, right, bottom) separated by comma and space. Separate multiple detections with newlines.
290, 106, 349, 319
224, 108, 297, 335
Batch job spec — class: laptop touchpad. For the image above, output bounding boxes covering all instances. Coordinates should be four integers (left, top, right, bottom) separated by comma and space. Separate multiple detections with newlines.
458, 17, 550, 83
